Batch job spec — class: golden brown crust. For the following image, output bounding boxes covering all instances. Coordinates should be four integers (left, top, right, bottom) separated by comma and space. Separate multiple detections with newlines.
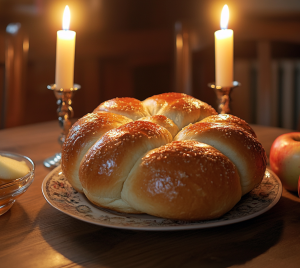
200, 114, 257, 138
175, 122, 267, 195
122, 140, 242, 220
79, 120, 172, 213
137, 115, 179, 137
61, 111, 132, 192
94, 97, 150, 120
143, 92, 217, 129
62, 93, 266, 220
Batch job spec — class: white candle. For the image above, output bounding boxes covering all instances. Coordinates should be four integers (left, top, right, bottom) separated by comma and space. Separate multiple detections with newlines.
214, 5, 233, 87
55, 6, 76, 89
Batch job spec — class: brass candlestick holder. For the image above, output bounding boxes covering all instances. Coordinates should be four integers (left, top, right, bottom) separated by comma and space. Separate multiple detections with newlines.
208, 81, 240, 114
43, 84, 81, 169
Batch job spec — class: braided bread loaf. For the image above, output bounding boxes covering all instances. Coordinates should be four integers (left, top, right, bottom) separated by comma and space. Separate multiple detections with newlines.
62, 92, 267, 221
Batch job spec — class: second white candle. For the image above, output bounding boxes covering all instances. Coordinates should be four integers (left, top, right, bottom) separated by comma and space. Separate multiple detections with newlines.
55, 6, 76, 89
214, 5, 233, 87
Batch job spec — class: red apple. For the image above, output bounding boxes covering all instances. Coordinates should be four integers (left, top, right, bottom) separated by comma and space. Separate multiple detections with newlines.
270, 132, 300, 192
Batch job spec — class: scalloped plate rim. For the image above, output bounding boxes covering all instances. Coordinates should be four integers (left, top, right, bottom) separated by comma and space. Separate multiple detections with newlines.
42, 166, 282, 231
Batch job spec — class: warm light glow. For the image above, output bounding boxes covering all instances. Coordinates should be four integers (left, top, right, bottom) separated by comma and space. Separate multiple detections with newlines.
176, 34, 183, 49
220, 5, 229, 30
62, 5, 71, 30
23, 38, 29, 52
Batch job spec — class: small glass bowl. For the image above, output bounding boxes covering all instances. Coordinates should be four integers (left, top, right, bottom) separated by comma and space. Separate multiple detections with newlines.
0, 151, 35, 216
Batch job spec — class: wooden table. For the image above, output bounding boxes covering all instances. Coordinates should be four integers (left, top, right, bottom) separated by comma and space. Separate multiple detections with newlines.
0, 121, 299, 268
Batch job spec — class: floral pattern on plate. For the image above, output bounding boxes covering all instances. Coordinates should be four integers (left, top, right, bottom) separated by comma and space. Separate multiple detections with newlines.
42, 166, 282, 231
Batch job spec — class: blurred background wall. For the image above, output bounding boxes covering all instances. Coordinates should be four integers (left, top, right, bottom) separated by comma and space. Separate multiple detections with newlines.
0, 0, 300, 129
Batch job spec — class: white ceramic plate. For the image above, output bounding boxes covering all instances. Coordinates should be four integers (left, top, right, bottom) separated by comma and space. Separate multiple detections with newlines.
42, 166, 282, 231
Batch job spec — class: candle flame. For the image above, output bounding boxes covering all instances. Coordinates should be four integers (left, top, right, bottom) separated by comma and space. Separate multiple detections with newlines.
62, 5, 71, 30
220, 5, 229, 30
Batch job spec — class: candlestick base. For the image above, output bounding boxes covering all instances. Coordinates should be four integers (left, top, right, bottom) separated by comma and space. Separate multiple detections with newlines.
208, 81, 240, 114
43, 153, 62, 169
43, 84, 81, 169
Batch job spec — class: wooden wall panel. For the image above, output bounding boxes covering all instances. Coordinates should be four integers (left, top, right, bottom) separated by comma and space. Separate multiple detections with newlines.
232, 59, 253, 123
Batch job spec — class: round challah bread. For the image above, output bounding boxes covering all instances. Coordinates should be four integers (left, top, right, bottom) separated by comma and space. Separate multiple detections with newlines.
61, 92, 267, 221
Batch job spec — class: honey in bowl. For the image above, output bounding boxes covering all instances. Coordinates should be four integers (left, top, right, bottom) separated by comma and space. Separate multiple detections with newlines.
0, 155, 30, 184
0, 153, 34, 216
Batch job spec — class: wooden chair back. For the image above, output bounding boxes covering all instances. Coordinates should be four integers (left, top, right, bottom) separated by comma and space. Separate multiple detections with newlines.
0, 23, 28, 129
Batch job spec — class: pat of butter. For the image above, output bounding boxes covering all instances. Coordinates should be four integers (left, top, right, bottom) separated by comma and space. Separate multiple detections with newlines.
0, 155, 30, 180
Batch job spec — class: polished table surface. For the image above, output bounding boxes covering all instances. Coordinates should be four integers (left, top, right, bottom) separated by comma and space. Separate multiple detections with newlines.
0, 121, 299, 268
